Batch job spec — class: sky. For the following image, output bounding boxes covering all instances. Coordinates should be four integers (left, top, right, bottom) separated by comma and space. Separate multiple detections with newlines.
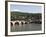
10, 4, 42, 13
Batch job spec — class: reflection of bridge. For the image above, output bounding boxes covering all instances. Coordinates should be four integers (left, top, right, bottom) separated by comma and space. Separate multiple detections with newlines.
10, 20, 29, 26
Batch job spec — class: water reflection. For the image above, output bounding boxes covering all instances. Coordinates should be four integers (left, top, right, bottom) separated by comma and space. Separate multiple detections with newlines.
11, 23, 41, 32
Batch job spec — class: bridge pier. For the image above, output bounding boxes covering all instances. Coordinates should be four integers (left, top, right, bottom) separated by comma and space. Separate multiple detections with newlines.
19, 21, 21, 26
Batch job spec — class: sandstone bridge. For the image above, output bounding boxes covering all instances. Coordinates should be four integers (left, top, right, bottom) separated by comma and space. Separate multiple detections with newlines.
10, 20, 41, 26
10, 20, 29, 26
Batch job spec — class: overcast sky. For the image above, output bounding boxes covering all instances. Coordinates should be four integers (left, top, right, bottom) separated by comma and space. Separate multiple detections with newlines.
10, 4, 42, 13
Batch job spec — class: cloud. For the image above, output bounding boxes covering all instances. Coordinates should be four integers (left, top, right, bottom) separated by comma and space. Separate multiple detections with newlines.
11, 9, 41, 13
11, 9, 26, 13
11, 9, 21, 11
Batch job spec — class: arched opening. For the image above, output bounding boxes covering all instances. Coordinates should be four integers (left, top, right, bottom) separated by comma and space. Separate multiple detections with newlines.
25, 22, 28, 24
21, 22, 23, 25
10, 22, 13, 26
15, 22, 19, 25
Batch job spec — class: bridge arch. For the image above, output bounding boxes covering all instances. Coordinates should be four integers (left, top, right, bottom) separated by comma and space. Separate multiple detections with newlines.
10, 20, 29, 26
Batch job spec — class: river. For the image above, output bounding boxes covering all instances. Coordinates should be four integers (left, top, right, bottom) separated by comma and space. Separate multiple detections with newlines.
11, 23, 42, 32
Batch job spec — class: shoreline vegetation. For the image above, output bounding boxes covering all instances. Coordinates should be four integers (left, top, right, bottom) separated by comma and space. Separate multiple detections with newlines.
11, 11, 42, 24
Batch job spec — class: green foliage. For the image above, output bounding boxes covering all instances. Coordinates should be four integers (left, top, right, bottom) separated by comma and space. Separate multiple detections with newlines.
11, 11, 42, 21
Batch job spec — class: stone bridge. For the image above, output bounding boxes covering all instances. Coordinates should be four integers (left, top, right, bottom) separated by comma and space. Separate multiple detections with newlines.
10, 20, 41, 26
10, 20, 29, 26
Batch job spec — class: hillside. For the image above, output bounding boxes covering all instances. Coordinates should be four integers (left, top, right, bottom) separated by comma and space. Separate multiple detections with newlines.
11, 11, 42, 21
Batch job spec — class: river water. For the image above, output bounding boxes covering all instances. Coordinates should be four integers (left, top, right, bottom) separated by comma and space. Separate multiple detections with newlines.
11, 23, 42, 32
